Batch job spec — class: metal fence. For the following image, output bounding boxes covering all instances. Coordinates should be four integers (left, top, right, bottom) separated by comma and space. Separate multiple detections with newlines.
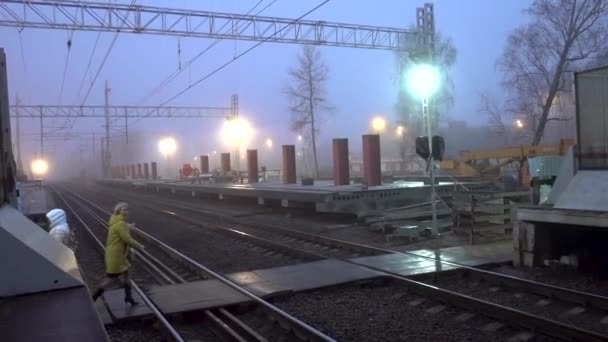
576, 66, 608, 170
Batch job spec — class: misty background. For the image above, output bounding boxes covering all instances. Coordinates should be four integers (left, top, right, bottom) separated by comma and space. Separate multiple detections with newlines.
1, 0, 574, 180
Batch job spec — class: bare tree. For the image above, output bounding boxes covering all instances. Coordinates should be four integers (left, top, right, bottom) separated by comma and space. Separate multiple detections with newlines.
498, 0, 608, 145
284, 45, 332, 178
479, 92, 530, 146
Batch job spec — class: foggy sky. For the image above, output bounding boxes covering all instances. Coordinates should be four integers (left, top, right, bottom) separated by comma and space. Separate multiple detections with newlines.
0, 0, 529, 178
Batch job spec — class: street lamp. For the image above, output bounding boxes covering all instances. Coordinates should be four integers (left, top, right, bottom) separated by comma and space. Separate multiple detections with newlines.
31, 158, 49, 178
371, 116, 386, 132
297, 135, 303, 142
221, 117, 253, 172
396, 125, 406, 137
406, 63, 441, 236
158, 137, 177, 179
266, 138, 273, 148
515, 119, 524, 129
158, 137, 177, 159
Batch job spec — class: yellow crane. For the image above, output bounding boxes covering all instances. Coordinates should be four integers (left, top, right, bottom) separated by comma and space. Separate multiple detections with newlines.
439, 139, 575, 180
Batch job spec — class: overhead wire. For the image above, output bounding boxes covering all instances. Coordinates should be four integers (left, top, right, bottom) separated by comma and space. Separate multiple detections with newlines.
75, 23, 105, 103
80, 0, 137, 106
17, 29, 29, 94
135, 0, 273, 105
130, 0, 330, 126
58, 31, 74, 105
162, 1, 330, 108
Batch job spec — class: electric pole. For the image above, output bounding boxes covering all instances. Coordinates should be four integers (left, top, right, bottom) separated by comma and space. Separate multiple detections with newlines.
104, 81, 111, 177
124, 107, 129, 144
231, 94, 239, 172
39, 106, 43, 158
14, 94, 22, 174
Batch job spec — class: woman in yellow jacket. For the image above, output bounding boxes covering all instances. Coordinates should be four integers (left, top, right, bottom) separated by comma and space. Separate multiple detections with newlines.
92, 202, 144, 305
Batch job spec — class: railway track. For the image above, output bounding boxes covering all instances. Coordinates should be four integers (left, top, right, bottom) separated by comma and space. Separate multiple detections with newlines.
72, 183, 608, 341
53, 186, 335, 342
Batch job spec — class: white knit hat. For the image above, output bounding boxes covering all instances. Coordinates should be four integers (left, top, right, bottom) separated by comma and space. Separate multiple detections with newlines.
46, 208, 67, 229
113, 202, 129, 215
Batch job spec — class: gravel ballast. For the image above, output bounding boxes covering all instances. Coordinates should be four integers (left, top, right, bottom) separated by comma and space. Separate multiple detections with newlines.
491, 264, 608, 297
269, 280, 539, 342
420, 269, 608, 336
64, 185, 316, 274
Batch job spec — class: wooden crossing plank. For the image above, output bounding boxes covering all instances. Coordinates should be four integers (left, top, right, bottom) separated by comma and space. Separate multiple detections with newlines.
148, 280, 250, 315
103, 289, 153, 321
229, 259, 383, 294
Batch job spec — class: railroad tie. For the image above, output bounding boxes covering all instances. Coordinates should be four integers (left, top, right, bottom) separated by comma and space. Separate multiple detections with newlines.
507, 331, 536, 342
481, 321, 504, 332
408, 298, 425, 307
425, 305, 446, 314
534, 299, 551, 306
562, 306, 586, 316
453, 312, 475, 322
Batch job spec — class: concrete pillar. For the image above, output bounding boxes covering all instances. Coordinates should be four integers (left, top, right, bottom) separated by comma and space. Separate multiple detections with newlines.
144, 163, 150, 179
200, 155, 209, 174
282, 145, 296, 184
131, 165, 136, 179
362, 134, 381, 186
137, 164, 143, 178
221, 153, 231, 172
247, 149, 259, 184
333, 138, 350, 186
151, 162, 158, 180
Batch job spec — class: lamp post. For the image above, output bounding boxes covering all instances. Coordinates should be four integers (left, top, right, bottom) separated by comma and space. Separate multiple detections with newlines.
158, 137, 177, 179
406, 64, 441, 236
371, 116, 386, 133
31, 158, 49, 180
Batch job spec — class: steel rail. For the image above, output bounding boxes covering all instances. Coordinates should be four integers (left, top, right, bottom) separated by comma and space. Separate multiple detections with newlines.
152, 192, 608, 312
82, 184, 608, 341
51, 186, 186, 342
63, 186, 337, 342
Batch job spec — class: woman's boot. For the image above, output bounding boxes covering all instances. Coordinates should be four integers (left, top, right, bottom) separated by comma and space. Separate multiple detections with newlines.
123, 282, 139, 305
91, 288, 104, 302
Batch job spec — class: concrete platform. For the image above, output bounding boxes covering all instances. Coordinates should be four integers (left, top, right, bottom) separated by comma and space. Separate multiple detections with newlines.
0, 286, 108, 342
99, 178, 492, 215
148, 259, 382, 315
0, 203, 108, 341
17, 182, 52, 222
514, 206, 608, 267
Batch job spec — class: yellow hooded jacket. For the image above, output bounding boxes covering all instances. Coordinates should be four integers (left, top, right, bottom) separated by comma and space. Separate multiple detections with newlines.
105, 214, 143, 274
